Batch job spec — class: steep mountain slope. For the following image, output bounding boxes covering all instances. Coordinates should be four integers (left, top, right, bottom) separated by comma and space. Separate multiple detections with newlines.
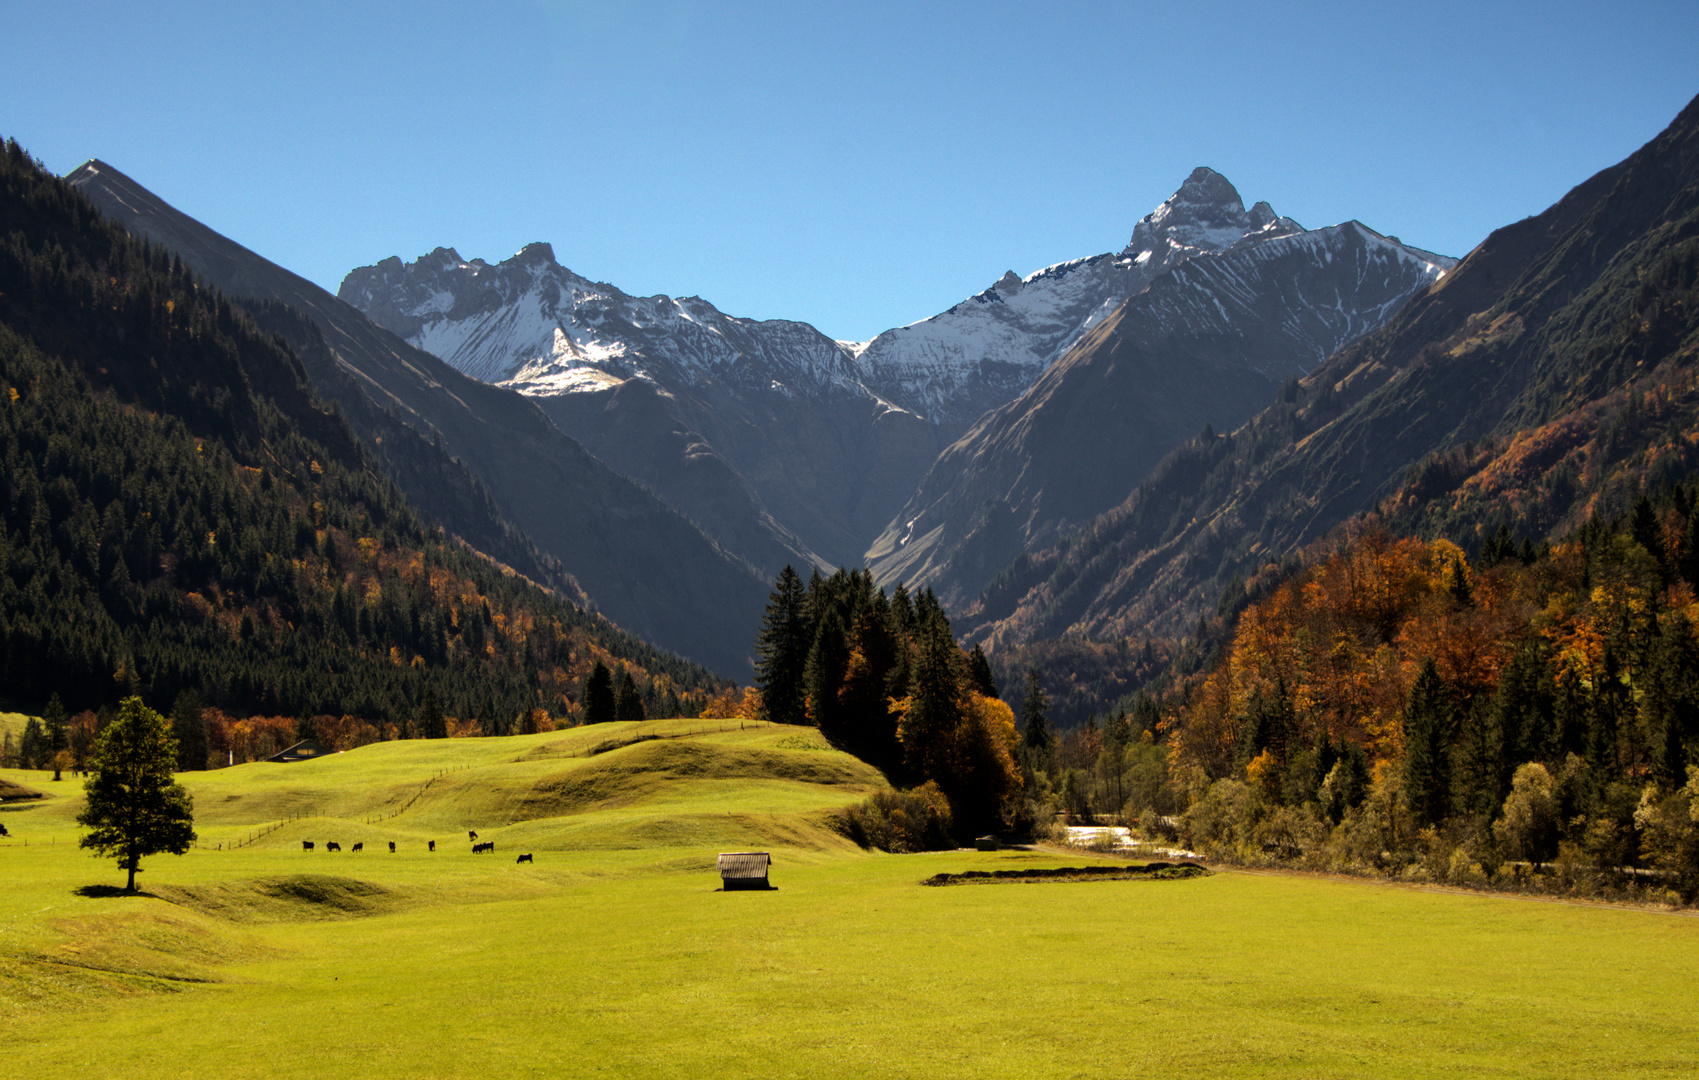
341, 242, 939, 569
0, 140, 728, 723
975, 92, 1699, 651
853, 167, 1310, 429
68, 161, 769, 678
867, 210, 1452, 606
339, 169, 1383, 571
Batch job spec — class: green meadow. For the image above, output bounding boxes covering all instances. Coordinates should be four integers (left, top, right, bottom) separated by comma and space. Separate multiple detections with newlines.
2, 720, 1695, 1079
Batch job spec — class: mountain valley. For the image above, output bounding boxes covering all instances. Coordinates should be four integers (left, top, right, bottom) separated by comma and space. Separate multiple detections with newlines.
340, 168, 1450, 595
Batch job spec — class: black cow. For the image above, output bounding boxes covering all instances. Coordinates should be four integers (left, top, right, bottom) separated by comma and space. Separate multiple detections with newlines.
516, 853, 533, 864
302, 840, 313, 851
428, 840, 436, 852
352, 842, 363, 852
473, 841, 494, 854
468, 830, 478, 841
325, 841, 341, 852
388, 841, 396, 853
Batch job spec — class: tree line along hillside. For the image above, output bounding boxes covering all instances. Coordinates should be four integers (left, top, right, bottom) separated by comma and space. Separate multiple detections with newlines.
0, 139, 730, 748
1082, 482, 1699, 900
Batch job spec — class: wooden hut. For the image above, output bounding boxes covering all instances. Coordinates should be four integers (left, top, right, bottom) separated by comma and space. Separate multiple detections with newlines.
717, 851, 772, 890
267, 739, 332, 763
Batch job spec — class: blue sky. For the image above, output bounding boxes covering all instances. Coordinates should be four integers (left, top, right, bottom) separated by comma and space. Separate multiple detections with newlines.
4, 1, 1696, 342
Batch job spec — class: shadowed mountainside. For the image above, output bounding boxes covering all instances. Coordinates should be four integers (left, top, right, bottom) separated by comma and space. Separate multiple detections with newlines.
971, 92, 1699, 652
68, 162, 769, 678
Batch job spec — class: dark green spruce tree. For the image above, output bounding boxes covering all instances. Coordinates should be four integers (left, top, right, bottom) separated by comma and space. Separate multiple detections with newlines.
900, 611, 964, 784
1019, 669, 1051, 752
1403, 659, 1457, 829
77, 696, 196, 892
614, 670, 646, 725
43, 692, 67, 759
966, 645, 997, 699
754, 566, 810, 725
805, 608, 849, 734
171, 689, 209, 772
582, 661, 616, 725
417, 690, 447, 740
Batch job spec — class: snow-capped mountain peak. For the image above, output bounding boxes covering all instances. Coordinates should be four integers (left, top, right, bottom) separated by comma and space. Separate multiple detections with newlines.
340, 169, 1449, 442
340, 242, 866, 396
849, 168, 1325, 432
1124, 166, 1305, 268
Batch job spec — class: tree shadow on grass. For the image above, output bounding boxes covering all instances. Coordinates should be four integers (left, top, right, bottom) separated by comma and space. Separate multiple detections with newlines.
73, 884, 151, 899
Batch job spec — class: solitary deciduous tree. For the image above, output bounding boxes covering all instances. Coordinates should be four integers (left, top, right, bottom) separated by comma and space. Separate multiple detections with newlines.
77, 696, 196, 891
1494, 762, 1560, 870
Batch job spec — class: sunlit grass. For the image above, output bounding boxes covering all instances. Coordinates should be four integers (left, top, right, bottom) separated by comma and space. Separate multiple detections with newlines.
3, 726, 1696, 1078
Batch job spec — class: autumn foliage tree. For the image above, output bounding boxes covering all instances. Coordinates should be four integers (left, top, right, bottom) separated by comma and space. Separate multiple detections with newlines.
1138, 486, 1699, 897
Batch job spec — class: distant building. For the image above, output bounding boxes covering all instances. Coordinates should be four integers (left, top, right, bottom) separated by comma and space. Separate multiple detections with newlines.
267, 739, 332, 763
717, 851, 772, 890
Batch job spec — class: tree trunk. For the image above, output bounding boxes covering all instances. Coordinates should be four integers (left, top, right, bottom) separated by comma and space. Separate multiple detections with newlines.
126, 856, 138, 892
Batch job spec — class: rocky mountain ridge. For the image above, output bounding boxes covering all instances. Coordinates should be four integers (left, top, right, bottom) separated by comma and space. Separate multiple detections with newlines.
971, 91, 1699, 654
341, 169, 1445, 576
864, 215, 1455, 605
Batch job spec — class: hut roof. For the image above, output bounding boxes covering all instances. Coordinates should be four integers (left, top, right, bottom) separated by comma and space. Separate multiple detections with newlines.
267, 739, 332, 763
717, 852, 771, 878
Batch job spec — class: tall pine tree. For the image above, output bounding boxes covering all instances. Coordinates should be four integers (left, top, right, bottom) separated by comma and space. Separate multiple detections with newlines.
805, 608, 849, 734
1403, 659, 1456, 829
1019, 669, 1051, 752
754, 566, 810, 726
171, 689, 209, 771
614, 670, 646, 725
582, 662, 616, 725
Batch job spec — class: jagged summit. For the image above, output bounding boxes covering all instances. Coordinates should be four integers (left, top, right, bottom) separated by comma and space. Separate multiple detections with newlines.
514, 241, 556, 265
1125, 166, 1302, 259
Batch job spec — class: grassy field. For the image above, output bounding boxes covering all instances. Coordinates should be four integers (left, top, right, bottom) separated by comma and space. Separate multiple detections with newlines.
2, 720, 1695, 1078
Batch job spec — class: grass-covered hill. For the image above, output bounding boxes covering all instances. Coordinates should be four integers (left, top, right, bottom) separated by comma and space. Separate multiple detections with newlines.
971, 91, 1699, 653
0, 139, 729, 726
3, 721, 1697, 1078
0, 718, 884, 861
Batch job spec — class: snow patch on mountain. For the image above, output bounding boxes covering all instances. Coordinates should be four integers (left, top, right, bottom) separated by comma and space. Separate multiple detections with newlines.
340, 167, 1453, 435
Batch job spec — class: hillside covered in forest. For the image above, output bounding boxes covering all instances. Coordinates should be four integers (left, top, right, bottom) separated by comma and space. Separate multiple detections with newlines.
0, 140, 730, 739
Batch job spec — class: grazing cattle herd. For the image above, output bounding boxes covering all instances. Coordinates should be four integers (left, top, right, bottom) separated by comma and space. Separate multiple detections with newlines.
301, 832, 528, 862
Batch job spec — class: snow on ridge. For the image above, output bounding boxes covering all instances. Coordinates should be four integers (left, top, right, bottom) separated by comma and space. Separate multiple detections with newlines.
343, 241, 867, 400
340, 167, 1455, 432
